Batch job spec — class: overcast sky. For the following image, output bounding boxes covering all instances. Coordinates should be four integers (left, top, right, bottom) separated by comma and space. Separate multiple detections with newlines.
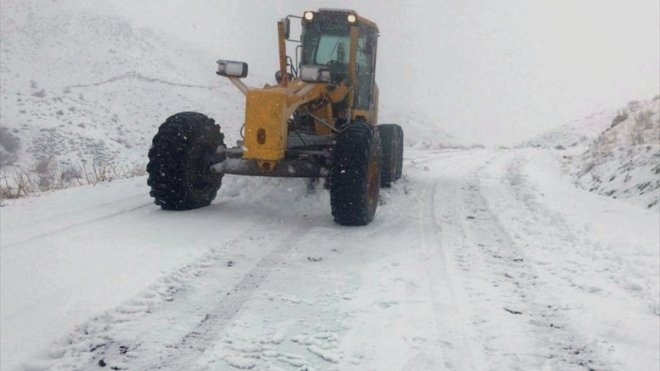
111, 0, 659, 145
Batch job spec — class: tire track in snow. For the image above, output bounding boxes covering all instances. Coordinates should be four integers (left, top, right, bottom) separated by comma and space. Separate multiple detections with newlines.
146, 221, 317, 370
2, 202, 152, 249
40, 217, 313, 370
454, 158, 612, 370
505, 154, 658, 314
401, 178, 478, 371
7, 193, 145, 229
24, 219, 264, 371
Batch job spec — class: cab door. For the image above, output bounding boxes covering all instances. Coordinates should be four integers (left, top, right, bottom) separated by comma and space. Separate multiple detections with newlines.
354, 26, 378, 121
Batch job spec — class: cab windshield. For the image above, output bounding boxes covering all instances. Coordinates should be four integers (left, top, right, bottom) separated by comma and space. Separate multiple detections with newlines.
301, 24, 350, 66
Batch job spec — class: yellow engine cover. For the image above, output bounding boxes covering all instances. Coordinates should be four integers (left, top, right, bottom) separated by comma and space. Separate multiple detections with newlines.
243, 89, 288, 161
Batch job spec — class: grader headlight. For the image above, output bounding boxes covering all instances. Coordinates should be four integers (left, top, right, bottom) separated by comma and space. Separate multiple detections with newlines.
300, 65, 331, 83
304, 11, 314, 21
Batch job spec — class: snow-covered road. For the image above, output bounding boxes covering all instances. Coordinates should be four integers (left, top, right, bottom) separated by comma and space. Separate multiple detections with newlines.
2, 148, 658, 371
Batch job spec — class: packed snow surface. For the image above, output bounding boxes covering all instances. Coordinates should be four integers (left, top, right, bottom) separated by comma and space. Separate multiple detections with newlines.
2, 147, 658, 371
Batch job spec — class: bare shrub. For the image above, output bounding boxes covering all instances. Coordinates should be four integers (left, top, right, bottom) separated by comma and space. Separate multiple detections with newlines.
610, 110, 628, 129
127, 163, 147, 177
59, 164, 84, 188
627, 100, 641, 112
634, 110, 654, 129
631, 110, 656, 145
0, 161, 147, 200
31, 89, 46, 98
0, 170, 37, 199
33, 158, 56, 191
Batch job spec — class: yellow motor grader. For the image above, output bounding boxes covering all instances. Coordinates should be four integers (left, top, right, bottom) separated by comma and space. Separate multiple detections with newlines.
146, 9, 403, 225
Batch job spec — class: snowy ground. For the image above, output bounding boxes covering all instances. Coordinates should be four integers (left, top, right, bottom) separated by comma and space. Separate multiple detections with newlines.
2, 147, 658, 371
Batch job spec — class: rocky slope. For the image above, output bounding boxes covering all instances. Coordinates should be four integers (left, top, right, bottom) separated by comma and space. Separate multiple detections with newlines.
570, 97, 660, 209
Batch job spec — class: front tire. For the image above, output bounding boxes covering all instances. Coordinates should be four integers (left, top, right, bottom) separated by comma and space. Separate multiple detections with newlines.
330, 121, 381, 226
147, 112, 224, 210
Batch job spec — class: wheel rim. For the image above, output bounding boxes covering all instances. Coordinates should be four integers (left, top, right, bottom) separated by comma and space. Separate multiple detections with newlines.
188, 145, 215, 193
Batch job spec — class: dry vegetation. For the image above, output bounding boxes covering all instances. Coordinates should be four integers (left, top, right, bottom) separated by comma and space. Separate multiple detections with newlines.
0, 160, 146, 200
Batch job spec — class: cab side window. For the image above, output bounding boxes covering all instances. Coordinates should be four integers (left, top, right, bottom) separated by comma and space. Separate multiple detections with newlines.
355, 27, 376, 109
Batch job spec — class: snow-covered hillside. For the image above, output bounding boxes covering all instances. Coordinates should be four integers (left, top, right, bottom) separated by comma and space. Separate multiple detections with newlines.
517, 109, 615, 149
518, 97, 659, 210
0, 0, 245, 173
570, 97, 660, 209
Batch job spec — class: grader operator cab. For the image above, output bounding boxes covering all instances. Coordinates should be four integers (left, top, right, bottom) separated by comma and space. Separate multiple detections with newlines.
146, 9, 403, 225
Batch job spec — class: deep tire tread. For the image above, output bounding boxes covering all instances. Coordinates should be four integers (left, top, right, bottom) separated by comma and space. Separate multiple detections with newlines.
146, 112, 224, 210
330, 122, 381, 226
378, 123, 404, 186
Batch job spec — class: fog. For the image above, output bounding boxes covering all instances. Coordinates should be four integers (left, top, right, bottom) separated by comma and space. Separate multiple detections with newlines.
110, 0, 659, 145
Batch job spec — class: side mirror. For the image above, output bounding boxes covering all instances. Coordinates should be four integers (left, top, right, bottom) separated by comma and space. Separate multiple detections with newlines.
300, 65, 331, 83
216, 60, 248, 78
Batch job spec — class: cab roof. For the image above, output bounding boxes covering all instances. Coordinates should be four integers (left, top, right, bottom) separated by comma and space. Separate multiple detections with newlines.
314, 8, 379, 32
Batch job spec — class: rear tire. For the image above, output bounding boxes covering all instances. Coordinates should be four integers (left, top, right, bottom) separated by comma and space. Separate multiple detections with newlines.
379, 124, 404, 186
394, 125, 404, 179
147, 112, 224, 210
330, 121, 381, 226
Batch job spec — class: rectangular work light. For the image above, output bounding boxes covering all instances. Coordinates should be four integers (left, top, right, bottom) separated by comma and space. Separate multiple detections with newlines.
216, 60, 248, 78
